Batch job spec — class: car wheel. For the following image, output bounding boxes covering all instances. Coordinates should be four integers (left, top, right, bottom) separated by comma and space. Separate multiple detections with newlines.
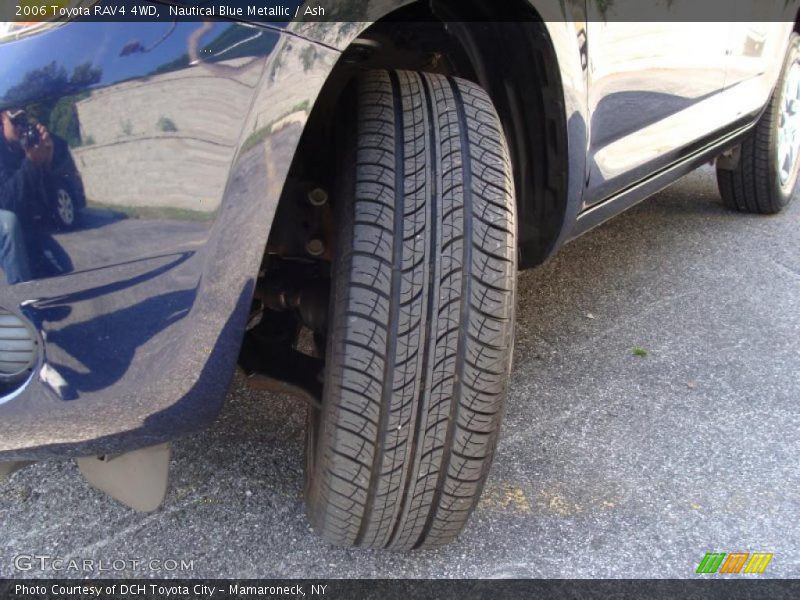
54, 187, 76, 229
717, 33, 800, 213
305, 70, 516, 550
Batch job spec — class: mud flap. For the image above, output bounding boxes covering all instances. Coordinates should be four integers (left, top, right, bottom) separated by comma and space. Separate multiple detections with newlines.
77, 443, 170, 512
0, 461, 33, 481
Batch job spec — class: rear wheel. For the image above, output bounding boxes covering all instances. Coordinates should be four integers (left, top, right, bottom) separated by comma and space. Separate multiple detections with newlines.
717, 33, 800, 214
305, 70, 517, 550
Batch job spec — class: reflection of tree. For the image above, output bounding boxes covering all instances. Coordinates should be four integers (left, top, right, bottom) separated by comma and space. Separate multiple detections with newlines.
68, 62, 103, 88
3, 61, 102, 148
299, 45, 317, 73
49, 98, 82, 148
5, 61, 101, 105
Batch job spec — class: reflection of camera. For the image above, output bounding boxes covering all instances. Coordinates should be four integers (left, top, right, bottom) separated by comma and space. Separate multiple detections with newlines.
20, 123, 40, 150
10, 113, 39, 150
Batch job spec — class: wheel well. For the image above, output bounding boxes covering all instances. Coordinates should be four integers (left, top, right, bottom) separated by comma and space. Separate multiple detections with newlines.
267, 0, 569, 269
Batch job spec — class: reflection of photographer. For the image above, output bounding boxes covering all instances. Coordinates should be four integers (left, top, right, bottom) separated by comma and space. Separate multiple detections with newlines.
0, 108, 54, 284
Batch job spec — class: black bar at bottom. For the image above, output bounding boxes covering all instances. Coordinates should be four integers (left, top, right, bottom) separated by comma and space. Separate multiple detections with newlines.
1, 579, 800, 600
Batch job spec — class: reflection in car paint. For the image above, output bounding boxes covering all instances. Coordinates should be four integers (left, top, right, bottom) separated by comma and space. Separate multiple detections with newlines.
0, 19, 339, 457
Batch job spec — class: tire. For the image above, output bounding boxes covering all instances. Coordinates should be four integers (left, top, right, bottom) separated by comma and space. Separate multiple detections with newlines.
717, 33, 800, 214
306, 70, 517, 550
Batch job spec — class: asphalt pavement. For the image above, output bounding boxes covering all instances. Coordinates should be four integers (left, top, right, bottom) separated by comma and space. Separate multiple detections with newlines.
1, 166, 798, 578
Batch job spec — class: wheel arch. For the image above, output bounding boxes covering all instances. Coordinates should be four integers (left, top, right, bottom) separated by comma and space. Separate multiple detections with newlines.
275, 0, 588, 268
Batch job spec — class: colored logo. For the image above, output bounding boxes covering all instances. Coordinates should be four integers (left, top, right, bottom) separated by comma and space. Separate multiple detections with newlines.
696, 552, 773, 574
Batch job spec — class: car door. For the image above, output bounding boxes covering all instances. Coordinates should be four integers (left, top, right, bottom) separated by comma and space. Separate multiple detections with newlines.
583, 1, 730, 206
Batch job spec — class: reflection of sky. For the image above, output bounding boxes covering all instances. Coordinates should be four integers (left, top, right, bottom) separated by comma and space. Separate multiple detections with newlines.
0, 21, 232, 90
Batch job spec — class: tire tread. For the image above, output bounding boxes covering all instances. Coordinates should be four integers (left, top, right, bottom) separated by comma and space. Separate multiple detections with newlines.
307, 69, 516, 550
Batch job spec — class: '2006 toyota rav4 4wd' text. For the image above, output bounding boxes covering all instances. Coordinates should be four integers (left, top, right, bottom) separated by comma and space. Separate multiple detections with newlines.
1, 1, 798, 549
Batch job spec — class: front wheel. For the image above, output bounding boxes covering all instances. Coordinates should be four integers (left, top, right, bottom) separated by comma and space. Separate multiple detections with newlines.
717, 33, 800, 214
305, 70, 517, 550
